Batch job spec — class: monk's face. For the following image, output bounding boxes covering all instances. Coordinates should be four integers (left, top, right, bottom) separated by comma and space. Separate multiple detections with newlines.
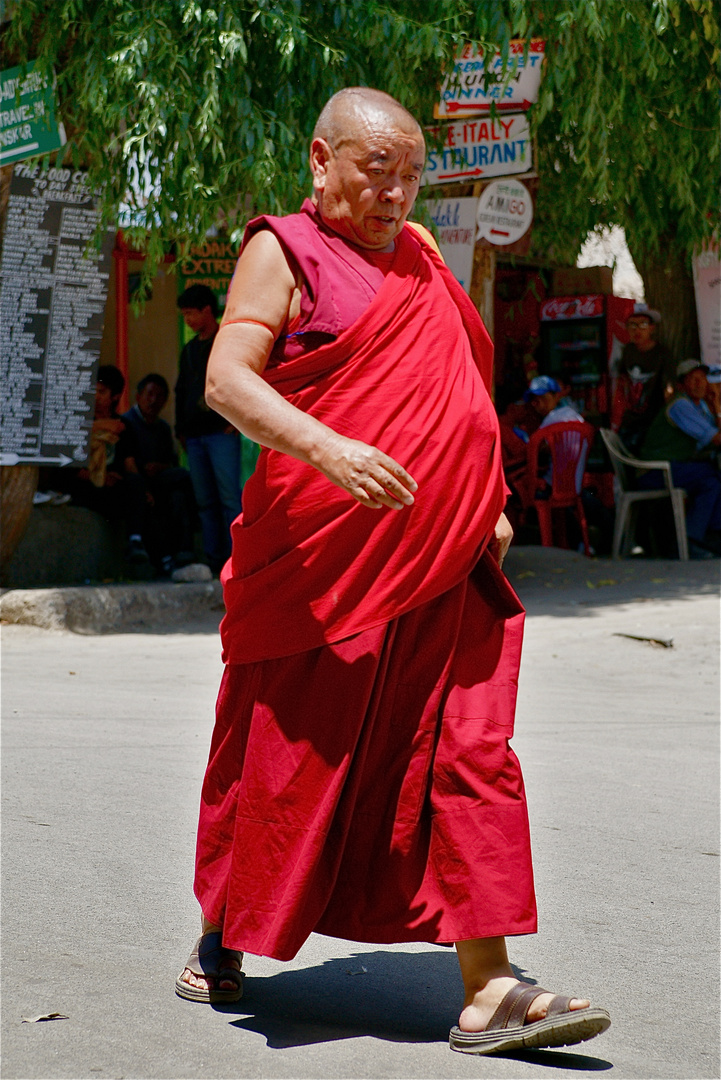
311, 115, 425, 250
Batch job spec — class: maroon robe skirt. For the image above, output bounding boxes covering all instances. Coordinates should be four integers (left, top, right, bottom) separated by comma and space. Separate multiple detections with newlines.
194, 551, 537, 961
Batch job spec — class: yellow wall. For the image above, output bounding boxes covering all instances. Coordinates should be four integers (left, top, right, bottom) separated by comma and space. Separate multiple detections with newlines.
98, 259, 180, 427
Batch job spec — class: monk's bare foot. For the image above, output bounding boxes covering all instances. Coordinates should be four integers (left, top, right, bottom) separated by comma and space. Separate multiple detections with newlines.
458, 977, 590, 1033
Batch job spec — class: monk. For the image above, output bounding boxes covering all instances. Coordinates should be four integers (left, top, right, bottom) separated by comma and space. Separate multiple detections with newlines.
175, 87, 610, 1057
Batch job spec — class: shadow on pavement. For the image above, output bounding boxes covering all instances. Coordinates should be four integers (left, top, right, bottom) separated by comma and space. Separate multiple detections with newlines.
506, 546, 719, 618
212, 949, 612, 1070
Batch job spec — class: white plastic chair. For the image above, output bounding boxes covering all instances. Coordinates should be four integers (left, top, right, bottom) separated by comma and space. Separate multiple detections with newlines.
600, 429, 688, 560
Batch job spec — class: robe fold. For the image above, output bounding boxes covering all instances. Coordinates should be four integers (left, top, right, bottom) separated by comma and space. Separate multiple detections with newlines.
195, 205, 537, 960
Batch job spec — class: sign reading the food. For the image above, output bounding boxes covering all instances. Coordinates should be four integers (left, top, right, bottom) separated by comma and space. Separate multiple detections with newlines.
0, 166, 114, 466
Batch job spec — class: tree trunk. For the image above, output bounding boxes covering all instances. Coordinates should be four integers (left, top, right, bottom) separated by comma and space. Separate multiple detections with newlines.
0, 465, 39, 576
628, 236, 701, 365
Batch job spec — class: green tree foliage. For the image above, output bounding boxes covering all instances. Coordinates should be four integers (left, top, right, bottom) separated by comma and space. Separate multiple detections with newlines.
522, 1, 718, 343
5, 0, 719, 353
4, 0, 506, 268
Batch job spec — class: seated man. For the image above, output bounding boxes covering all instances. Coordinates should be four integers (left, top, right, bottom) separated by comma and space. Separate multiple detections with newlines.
498, 391, 543, 507
639, 359, 721, 559
526, 375, 584, 430
48, 365, 150, 564
509, 376, 584, 496
122, 374, 196, 573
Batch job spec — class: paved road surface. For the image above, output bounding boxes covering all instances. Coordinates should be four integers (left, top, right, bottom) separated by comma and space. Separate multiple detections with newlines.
2, 552, 718, 1079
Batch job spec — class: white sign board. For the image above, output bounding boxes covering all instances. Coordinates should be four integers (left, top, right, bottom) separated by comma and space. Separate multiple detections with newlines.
693, 248, 721, 367
423, 114, 532, 185
425, 197, 478, 292
437, 39, 545, 118
476, 178, 533, 246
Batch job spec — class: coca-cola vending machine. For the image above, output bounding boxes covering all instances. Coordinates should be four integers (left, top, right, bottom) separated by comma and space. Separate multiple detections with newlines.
539, 294, 635, 424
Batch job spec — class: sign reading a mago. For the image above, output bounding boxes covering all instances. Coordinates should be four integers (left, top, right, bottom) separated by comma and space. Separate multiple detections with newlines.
476, 178, 534, 246
0, 164, 114, 467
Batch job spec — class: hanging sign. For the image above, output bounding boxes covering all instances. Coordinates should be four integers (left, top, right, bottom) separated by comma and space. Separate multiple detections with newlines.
423, 114, 532, 185
176, 238, 238, 346
425, 197, 478, 292
476, 178, 533, 246
436, 40, 545, 118
0, 61, 66, 165
692, 247, 720, 367
0, 165, 114, 466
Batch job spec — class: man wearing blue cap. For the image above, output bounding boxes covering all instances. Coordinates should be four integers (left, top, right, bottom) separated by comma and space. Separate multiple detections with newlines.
523, 376, 585, 428
498, 377, 584, 515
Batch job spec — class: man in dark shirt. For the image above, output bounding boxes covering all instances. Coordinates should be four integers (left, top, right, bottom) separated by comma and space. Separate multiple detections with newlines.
122, 373, 196, 573
175, 285, 242, 573
610, 309, 674, 453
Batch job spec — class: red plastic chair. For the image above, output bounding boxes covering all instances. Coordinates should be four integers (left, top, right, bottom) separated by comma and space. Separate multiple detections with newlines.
527, 421, 596, 556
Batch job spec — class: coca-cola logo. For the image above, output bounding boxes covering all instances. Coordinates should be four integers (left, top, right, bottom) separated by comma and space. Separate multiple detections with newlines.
541, 295, 604, 320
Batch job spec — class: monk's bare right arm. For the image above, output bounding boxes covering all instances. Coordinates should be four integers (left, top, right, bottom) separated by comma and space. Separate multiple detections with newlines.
205, 230, 417, 511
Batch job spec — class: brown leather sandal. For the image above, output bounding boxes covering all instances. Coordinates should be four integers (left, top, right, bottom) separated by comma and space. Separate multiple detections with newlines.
175, 932, 244, 1003
449, 981, 611, 1055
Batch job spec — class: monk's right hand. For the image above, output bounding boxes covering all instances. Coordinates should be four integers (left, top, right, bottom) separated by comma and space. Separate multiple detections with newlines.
313, 433, 417, 510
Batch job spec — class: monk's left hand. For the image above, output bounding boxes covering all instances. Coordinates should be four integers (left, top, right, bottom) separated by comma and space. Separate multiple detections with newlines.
490, 512, 513, 568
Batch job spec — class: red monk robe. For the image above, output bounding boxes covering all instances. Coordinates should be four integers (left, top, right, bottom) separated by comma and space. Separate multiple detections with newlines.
194, 201, 537, 961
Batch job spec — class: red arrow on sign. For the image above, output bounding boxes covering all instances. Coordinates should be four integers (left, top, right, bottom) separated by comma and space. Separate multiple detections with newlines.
436, 167, 485, 180
442, 99, 533, 113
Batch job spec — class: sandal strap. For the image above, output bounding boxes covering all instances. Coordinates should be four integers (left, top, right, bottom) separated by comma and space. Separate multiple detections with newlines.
546, 994, 575, 1018
183, 933, 243, 980
486, 983, 548, 1032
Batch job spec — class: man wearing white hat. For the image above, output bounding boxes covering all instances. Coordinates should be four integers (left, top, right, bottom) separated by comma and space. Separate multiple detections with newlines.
611, 307, 673, 453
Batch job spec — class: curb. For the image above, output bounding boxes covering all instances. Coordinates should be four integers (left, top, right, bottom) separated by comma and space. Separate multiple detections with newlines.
0, 580, 224, 634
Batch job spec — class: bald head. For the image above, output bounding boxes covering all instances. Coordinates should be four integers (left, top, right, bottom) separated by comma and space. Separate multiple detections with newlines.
313, 87, 422, 150
309, 87, 425, 251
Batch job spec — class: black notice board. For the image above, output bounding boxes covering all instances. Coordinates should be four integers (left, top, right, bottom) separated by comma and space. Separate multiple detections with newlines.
0, 166, 115, 466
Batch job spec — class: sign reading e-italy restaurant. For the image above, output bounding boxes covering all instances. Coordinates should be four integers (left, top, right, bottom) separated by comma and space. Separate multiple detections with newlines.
423, 114, 532, 185
0, 61, 66, 165
0, 165, 114, 467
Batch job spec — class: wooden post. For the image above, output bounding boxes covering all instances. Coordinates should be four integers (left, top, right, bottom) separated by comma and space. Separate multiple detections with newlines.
470, 243, 496, 341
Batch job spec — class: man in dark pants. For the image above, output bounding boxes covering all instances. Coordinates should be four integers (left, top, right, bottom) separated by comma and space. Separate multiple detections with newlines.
175, 285, 242, 573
